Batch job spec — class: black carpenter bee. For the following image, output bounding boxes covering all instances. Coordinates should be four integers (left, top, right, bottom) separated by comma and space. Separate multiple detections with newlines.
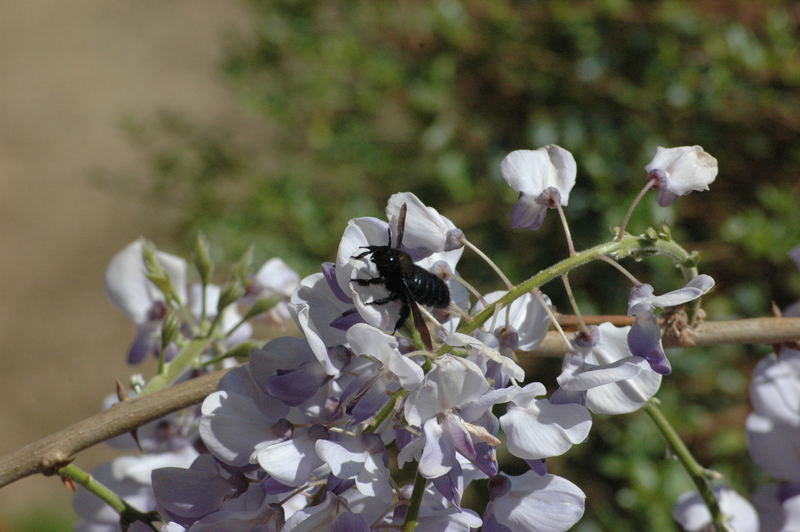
351, 203, 450, 350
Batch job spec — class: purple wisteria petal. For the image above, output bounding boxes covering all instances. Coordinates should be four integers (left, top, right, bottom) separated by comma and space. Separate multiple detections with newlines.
751, 483, 800, 532
486, 472, 585, 532
291, 273, 351, 375
152, 457, 241, 523
431, 460, 464, 508
199, 389, 287, 467
321, 262, 353, 304
512, 195, 549, 230
673, 486, 758, 532
283, 492, 344, 531
442, 413, 477, 462
627, 311, 672, 375
266, 362, 329, 406
332, 512, 370, 532
188, 484, 286, 532
127, 322, 159, 365
419, 418, 456, 479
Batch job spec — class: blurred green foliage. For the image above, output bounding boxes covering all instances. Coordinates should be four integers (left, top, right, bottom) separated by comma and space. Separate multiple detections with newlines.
109, 1, 800, 529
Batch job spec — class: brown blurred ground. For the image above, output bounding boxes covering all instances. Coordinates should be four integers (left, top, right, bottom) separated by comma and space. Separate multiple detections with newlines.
0, 1, 247, 522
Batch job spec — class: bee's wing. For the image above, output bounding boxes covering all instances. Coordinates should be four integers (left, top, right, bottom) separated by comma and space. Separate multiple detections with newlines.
403, 283, 433, 352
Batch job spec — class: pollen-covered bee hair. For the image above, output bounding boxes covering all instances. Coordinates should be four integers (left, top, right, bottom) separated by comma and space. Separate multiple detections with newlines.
351, 203, 450, 350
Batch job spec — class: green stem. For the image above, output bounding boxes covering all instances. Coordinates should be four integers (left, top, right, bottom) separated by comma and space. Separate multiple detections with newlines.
142, 338, 209, 395
643, 401, 732, 532
401, 471, 428, 532
59, 463, 159, 531
364, 390, 407, 433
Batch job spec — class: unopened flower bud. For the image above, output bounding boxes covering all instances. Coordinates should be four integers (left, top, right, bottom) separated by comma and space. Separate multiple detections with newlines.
160, 310, 181, 352
444, 228, 465, 251
217, 282, 245, 314
193, 233, 214, 286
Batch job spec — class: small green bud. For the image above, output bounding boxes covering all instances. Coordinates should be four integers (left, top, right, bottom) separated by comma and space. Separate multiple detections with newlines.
217, 282, 245, 314
161, 310, 181, 352
193, 233, 214, 286
242, 296, 281, 321
141, 240, 165, 277
231, 245, 255, 285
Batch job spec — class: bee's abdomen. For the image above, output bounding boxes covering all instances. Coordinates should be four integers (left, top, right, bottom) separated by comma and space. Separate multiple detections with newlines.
408, 266, 450, 308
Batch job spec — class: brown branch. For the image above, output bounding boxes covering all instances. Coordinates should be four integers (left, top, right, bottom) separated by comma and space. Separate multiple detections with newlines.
525, 317, 800, 358
0, 369, 226, 489
1, 317, 799, 490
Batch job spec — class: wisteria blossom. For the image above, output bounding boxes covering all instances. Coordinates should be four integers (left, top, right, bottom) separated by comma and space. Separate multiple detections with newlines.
645, 145, 718, 207
500, 145, 577, 230
555, 322, 662, 414
627, 274, 715, 375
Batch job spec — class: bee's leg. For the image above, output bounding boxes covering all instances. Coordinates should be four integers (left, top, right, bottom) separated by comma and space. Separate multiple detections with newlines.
352, 277, 385, 286
393, 302, 410, 332
367, 295, 395, 306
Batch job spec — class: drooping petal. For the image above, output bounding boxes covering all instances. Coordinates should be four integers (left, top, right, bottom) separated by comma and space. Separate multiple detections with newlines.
627, 310, 672, 375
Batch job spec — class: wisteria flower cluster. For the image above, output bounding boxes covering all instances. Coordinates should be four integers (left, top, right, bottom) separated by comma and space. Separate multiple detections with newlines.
75, 144, 737, 531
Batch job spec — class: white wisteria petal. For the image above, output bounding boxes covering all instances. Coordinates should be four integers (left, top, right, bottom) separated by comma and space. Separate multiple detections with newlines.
746, 413, 800, 481
105, 239, 187, 324
255, 257, 300, 297
749, 349, 800, 427
563, 323, 662, 414
446, 333, 525, 382
473, 290, 552, 350
673, 487, 758, 532
500, 398, 591, 460
404, 355, 489, 427
346, 323, 424, 389
501, 146, 576, 202
646, 145, 718, 197
489, 472, 585, 532
315, 439, 365, 480
254, 433, 324, 487
386, 192, 461, 252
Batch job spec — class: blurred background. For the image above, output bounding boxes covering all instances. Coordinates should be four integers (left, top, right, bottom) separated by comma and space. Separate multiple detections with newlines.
2, 1, 799, 530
